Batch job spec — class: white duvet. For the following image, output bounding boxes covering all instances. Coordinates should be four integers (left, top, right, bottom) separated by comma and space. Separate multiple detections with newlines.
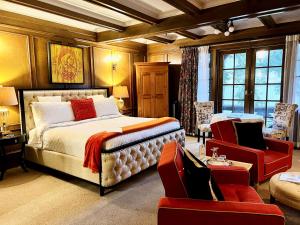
28, 115, 180, 160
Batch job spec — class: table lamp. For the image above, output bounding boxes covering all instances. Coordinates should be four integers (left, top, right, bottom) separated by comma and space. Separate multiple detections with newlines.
113, 86, 129, 110
0, 86, 18, 135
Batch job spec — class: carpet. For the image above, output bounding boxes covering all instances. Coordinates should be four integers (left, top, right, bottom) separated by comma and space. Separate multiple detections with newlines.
0, 137, 299, 225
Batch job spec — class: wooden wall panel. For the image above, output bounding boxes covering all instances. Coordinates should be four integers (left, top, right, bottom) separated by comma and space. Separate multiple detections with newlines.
0, 31, 32, 125
147, 43, 182, 64
93, 47, 113, 87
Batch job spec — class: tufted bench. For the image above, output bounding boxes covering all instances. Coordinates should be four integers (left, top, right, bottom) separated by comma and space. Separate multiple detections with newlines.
270, 172, 300, 210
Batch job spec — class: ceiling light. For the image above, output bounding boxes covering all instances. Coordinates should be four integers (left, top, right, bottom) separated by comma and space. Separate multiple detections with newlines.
228, 20, 235, 33
224, 31, 230, 36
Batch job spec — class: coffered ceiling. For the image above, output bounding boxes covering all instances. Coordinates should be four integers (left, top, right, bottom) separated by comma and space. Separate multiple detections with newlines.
0, 0, 300, 45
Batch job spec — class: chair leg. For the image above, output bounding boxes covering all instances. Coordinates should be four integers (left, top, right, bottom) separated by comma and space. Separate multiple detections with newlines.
197, 129, 200, 142
202, 132, 206, 145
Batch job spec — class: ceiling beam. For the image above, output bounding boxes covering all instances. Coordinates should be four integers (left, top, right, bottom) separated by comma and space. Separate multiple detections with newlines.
6, 0, 125, 31
84, 0, 159, 24
161, 0, 200, 15
145, 36, 175, 44
97, 0, 300, 42
258, 15, 277, 28
174, 20, 300, 47
176, 30, 202, 39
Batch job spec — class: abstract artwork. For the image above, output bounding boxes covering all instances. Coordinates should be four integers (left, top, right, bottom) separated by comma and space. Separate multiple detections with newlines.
48, 43, 84, 84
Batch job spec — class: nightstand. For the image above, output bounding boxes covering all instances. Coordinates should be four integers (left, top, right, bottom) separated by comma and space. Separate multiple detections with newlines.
120, 108, 133, 116
0, 133, 27, 180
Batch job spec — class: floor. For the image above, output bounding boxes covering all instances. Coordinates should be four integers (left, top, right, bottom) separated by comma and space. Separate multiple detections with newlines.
0, 137, 299, 225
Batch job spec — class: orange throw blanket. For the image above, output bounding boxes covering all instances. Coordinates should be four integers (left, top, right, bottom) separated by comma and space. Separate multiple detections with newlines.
84, 117, 178, 173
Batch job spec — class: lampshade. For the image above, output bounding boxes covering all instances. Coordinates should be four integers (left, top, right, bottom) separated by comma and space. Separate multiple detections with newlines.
0, 87, 18, 106
113, 86, 129, 98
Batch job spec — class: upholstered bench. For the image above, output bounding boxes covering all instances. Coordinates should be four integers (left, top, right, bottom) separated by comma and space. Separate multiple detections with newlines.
270, 172, 300, 210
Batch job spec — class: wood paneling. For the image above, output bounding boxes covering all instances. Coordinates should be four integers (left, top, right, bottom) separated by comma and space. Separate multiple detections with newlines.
93, 47, 113, 87
147, 43, 182, 64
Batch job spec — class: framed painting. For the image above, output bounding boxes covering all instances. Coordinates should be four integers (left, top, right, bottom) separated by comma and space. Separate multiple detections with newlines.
48, 43, 84, 84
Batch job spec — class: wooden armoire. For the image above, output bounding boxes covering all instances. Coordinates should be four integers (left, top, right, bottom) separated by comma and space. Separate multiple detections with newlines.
135, 62, 169, 118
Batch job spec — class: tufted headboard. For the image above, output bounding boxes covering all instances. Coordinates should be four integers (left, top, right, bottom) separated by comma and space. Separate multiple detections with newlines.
19, 88, 109, 135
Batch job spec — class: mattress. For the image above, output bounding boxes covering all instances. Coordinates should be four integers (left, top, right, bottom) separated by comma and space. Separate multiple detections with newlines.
28, 115, 180, 160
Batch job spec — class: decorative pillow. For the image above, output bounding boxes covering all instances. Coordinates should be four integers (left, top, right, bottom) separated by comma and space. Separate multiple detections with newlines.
87, 95, 105, 101
233, 121, 266, 150
210, 119, 241, 144
182, 149, 224, 201
93, 96, 120, 117
70, 98, 97, 121
37, 96, 61, 102
31, 102, 74, 127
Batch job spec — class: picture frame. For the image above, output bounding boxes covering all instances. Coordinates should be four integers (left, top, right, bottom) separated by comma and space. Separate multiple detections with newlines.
48, 42, 84, 84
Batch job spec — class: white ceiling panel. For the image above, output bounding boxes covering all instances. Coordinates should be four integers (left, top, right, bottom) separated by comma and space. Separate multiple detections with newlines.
272, 9, 300, 24
0, 0, 108, 32
233, 18, 264, 30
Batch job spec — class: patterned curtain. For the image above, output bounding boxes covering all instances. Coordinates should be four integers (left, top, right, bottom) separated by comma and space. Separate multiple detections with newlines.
178, 47, 199, 135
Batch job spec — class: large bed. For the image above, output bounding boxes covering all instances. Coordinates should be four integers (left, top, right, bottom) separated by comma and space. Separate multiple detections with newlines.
19, 89, 185, 195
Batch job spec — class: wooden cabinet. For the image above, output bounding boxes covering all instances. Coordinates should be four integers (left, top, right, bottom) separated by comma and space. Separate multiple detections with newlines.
135, 62, 169, 118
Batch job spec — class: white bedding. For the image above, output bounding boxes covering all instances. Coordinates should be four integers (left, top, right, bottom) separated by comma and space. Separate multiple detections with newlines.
28, 115, 180, 160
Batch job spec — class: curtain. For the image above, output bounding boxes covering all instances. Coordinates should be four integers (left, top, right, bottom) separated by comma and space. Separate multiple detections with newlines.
197, 46, 210, 101
283, 34, 300, 147
178, 47, 199, 135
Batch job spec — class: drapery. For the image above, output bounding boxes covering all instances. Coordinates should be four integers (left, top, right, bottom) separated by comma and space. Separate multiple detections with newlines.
283, 34, 300, 147
178, 47, 199, 135
197, 46, 210, 101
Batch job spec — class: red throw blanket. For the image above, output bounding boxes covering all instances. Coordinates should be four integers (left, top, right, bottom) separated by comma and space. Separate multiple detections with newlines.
84, 117, 178, 173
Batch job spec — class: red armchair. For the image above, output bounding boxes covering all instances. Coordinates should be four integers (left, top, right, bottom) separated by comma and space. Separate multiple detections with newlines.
207, 120, 294, 184
157, 141, 285, 225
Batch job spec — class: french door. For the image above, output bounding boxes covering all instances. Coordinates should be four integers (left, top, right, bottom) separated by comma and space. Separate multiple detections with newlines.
218, 47, 284, 127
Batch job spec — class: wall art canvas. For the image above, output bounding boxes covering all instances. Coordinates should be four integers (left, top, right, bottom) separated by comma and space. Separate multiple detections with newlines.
48, 43, 84, 84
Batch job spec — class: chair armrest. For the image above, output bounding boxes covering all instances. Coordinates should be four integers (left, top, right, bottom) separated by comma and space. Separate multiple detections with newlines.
209, 166, 249, 185
264, 138, 294, 155
206, 139, 265, 183
158, 198, 285, 225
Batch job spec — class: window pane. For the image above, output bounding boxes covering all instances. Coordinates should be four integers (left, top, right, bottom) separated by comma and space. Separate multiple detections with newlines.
266, 118, 273, 128
256, 50, 268, 67
223, 70, 234, 84
223, 85, 233, 99
255, 68, 268, 84
269, 49, 283, 66
234, 85, 245, 100
222, 100, 232, 113
254, 101, 266, 117
269, 67, 282, 83
223, 54, 234, 69
235, 53, 246, 68
233, 100, 244, 113
234, 69, 245, 84
254, 85, 267, 100
267, 101, 278, 117
268, 85, 281, 100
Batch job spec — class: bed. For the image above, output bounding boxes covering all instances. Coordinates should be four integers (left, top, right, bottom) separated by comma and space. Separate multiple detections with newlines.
19, 88, 185, 195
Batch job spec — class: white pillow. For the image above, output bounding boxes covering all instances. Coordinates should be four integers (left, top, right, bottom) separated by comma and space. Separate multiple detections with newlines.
87, 95, 105, 101
37, 96, 62, 102
94, 96, 120, 117
31, 102, 75, 127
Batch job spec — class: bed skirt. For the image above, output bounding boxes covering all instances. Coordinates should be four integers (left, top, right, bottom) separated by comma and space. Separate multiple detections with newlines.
25, 129, 185, 188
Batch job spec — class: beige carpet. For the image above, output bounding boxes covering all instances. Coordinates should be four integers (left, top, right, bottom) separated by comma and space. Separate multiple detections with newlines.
0, 137, 299, 225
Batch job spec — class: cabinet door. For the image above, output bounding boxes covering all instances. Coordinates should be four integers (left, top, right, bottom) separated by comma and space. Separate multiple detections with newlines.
138, 70, 153, 117
153, 70, 168, 117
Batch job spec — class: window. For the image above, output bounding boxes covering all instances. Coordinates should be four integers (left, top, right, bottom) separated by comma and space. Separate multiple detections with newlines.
221, 52, 246, 113
197, 49, 211, 101
254, 49, 284, 127
218, 46, 284, 126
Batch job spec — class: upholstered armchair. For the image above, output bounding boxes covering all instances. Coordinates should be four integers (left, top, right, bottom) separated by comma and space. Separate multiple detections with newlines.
157, 142, 285, 225
194, 101, 214, 144
207, 119, 294, 184
263, 103, 298, 140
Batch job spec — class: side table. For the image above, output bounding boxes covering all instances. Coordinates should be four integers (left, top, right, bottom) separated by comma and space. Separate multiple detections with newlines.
0, 133, 27, 180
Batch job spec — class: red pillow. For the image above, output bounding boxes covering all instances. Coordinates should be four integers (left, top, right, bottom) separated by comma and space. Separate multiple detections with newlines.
70, 98, 96, 121
210, 118, 241, 144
